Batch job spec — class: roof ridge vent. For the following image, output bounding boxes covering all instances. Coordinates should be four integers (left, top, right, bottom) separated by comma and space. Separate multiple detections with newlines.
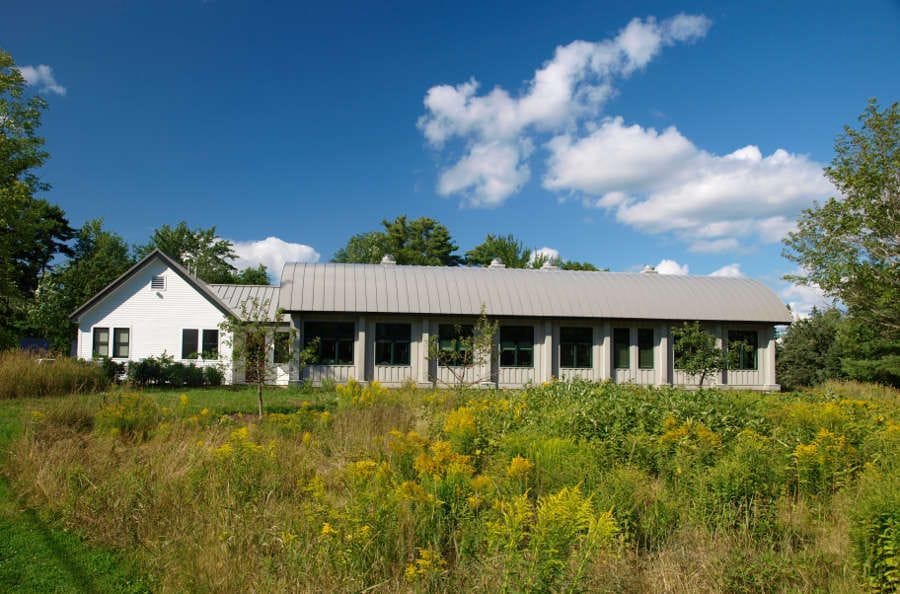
540, 261, 559, 270
488, 258, 506, 269
641, 265, 657, 274
380, 254, 397, 265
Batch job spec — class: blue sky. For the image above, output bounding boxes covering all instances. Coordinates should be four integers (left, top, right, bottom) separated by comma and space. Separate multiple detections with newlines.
4, 0, 899, 315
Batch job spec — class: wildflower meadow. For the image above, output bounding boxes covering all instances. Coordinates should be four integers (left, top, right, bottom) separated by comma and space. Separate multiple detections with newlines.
1, 379, 897, 592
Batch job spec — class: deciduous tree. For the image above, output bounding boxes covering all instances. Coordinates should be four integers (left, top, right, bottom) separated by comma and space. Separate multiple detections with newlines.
332, 216, 460, 266
783, 99, 899, 385
465, 234, 531, 268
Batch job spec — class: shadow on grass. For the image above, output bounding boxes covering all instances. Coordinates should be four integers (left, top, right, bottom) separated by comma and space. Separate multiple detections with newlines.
20, 508, 101, 594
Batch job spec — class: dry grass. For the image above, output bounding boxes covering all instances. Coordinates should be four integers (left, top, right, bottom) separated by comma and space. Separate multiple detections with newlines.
0, 350, 108, 399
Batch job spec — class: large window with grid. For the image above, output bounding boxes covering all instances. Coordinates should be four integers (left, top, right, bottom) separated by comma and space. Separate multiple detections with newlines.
304, 321, 354, 365
500, 326, 534, 368
438, 324, 474, 365
613, 328, 630, 369
560, 327, 592, 368
728, 330, 758, 370
637, 328, 654, 369
375, 323, 411, 365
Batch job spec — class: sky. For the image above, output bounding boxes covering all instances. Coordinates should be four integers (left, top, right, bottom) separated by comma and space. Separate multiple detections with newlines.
4, 0, 899, 317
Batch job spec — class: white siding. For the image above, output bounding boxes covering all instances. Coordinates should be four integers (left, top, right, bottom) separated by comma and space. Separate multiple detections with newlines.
76, 260, 233, 381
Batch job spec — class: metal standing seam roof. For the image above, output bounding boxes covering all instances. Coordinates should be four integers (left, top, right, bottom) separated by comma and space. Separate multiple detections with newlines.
277, 263, 793, 323
207, 284, 282, 319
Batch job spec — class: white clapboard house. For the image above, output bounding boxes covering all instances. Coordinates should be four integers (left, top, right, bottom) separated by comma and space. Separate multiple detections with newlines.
72, 250, 793, 390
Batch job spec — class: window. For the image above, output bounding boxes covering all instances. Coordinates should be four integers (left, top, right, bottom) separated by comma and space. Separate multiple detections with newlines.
182, 329, 218, 359
375, 323, 411, 365
202, 329, 219, 358
113, 328, 130, 358
438, 324, 474, 365
274, 332, 292, 364
500, 326, 533, 368
638, 328, 654, 369
182, 329, 199, 359
560, 327, 592, 368
304, 321, 354, 365
613, 328, 630, 369
92, 327, 109, 357
728, 330, 758, 370
151, 275, 165, 290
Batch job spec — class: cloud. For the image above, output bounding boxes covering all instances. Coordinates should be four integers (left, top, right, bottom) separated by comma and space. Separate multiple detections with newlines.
781, 282, 833, 320
418, 14, 711, 207
709, 263, 743, 277
231, 236, 320, 280
530, 246, 561, 265
655, 258, 689, 275
546, 118, 832, 250
17, 65, 66, 95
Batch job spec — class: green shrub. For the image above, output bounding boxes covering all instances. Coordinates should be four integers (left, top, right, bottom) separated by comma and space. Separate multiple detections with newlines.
0, 350, 108, 399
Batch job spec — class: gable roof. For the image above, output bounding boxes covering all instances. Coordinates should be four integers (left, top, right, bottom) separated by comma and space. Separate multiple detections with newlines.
69, 249, 238, 321
278, 263, 793, 323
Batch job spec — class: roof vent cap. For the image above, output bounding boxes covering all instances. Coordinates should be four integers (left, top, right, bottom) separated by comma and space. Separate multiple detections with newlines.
488, 258, 506, 269
540, 261, 559, 270
641, 265, 657, 274
380, 254, 397, 265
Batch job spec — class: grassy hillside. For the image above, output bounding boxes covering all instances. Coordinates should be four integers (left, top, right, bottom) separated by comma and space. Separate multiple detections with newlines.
2, 380, 898, 593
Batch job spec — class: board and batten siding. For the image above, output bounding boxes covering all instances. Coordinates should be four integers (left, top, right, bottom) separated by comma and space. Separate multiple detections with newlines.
76, 260, 233, 379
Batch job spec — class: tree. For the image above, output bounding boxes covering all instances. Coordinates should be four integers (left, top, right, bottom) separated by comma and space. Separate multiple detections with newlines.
332, 231, 388, 264
426, 306, 498, 392
465, 234, 531, 268
783, 99, 899, 384
560, 260, 601, 271
671, 322, 748, 388
332, 216, 460, 265
776, 308, 845, 390
220, 298, 317, 419
231, 265, 270, 285
25, 219, 134, 351
137, 221, 268, 285
0, 50, 74, 347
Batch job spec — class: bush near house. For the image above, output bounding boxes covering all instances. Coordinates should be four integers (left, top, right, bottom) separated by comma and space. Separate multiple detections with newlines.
1, 380, 898, 592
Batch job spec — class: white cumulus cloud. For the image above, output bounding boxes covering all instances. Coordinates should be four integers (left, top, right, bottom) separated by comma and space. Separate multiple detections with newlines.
231, 237, 320, 280
781, 282, 833, 320
545, 118, 832, 251
655, 259, 689, 275
418, 14, 711, 207
709, 263, 744, 277
17, 65, 66, 95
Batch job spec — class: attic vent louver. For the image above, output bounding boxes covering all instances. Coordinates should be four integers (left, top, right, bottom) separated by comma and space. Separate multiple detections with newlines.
151, 275, 166, 290
488, 258, 505, 269
380, 254, 396, 265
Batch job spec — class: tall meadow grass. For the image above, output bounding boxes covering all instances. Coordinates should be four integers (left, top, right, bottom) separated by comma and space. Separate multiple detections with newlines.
2, 379, 898, 592
0, 350, 108, 399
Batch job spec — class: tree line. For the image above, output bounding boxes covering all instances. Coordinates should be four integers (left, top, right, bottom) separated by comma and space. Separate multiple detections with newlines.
2, 47, 896, 386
